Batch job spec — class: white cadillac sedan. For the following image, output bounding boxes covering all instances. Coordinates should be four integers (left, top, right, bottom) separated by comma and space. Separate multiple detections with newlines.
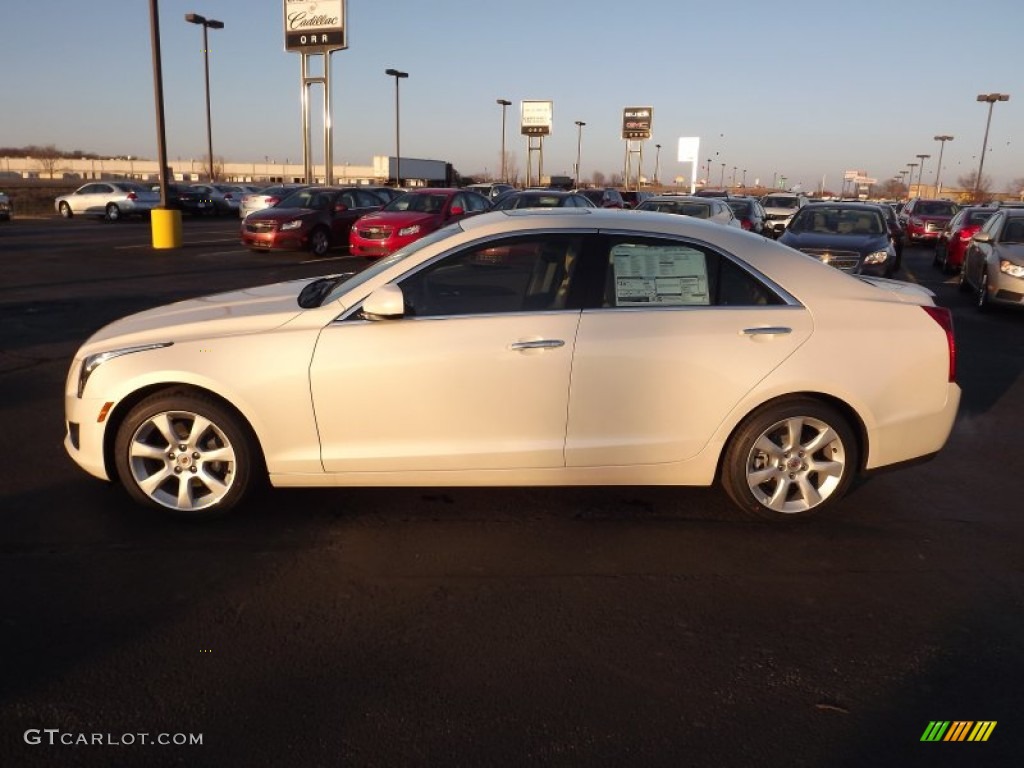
64, 209, 960, 521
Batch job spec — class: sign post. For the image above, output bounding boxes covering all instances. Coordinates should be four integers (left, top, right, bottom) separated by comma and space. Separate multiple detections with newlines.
521, 100, 552, 188
284, 0, 347, 184
622, 106, 653, 190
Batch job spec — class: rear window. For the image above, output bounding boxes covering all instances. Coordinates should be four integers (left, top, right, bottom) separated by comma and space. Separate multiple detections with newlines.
916, 201, 957, 216
966, 210, 995, 226
764, 196, 798, 208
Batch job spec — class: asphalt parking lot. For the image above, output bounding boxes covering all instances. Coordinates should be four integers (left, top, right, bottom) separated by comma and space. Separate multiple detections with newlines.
1, 215, 1022, 767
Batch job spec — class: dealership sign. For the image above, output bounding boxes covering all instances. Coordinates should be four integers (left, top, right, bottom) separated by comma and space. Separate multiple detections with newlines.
284, 0, 347, 52
622, 107, 653, 140
521, 101, 553, 136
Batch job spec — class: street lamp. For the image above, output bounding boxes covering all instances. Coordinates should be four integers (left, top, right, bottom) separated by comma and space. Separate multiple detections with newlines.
706, 158, 712, 186
933, 135, 953, 196
915, 154, 931, 196
898, 169, 909, 195
720, 162, 726, 187
742, 169, 747, 189
385, 68, 409, 186
975, 93, 1010, 199
906, 162, 918, 196
184, 13, 224, 182
654, 143, 662, 186
496, 99, 511, 182
731, 165, 737, 188
574, 121, 586, 189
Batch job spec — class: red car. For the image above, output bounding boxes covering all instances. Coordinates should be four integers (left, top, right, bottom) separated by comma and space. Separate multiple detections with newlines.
934, 206, 996, 273
900, 198, 959, 244
241, 186, 385, 257
349, 188, 490, 258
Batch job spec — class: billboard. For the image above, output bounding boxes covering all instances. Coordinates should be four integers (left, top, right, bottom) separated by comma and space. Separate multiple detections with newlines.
284, 0, 347, 52
622, 107, 653, 140
521, 101, 553, 136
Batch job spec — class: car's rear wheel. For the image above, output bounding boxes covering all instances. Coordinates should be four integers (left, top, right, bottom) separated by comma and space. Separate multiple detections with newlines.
114, 391, 259, 517
309, 227, 331, 257
59, 201, 73, 218
721, 400, 858, 522
105, 203, 121, 221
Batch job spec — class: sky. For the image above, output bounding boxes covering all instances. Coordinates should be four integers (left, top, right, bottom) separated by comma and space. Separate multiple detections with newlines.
2, 0, 1022, 192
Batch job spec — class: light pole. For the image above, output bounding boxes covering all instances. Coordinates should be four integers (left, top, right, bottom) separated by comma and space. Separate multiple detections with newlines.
654, 143, 662, 186
185, 13, 224, 182
720, 163, 726, 188
932, 135, 953, 196
731, 165, 737, 188
906, 162, 918, 197
496, 99, 511, 183
975, 93, 1010, 200
915, 154, 931, 197
574, 121, 585, 189
706, 158, 712, 186
385, 68, 409, 186
742, 169, 747, 189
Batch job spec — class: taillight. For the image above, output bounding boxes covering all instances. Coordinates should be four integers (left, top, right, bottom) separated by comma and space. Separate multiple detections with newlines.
740, 219, 752, 230
266, 197, 280, 206
921, 305, 956, 382
126, 192, 137, 200
910, 217, 923, 227
958, 226, 980, 240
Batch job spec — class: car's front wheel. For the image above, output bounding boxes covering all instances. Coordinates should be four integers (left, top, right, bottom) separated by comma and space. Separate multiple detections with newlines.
114, 391, 259, 517
976, 271, 990, 312
308, 227, 331, 257
721, 400, 858, 522
59, 201, 73, 218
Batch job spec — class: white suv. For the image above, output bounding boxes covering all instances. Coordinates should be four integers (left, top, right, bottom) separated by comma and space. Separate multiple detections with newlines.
762, 193, 808, 238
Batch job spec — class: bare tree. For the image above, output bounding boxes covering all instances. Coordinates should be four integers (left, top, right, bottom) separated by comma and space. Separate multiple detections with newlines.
875, 178, 904, 200
503, 152, 520, 186
957, 171, 992, 203
33, 144, 64, 179
609, 173, 624, 187
591, 171, 606, 188
1007, 177, 1024, 199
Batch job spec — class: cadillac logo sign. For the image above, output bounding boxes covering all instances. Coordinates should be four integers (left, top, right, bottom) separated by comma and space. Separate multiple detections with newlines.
284, 0, 347, 52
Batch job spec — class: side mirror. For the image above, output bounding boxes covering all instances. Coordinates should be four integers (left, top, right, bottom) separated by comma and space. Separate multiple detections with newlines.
449, 205, 465, 217
972, 232, 993, 244
360, 284, 405, 320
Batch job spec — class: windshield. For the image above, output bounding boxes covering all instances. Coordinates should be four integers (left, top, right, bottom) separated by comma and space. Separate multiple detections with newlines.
319, 223, 464, 306
790, 207, 884, 235
383, 193, 448, 214
764, 196, 798, 209
639, 200, 712, 218
277, 188, 331, 209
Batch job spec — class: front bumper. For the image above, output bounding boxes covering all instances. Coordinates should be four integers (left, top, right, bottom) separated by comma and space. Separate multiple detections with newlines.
64, 388, 114, 481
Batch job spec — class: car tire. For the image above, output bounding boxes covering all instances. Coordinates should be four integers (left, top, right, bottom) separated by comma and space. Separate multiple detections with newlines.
932, 245, 942, 269
958, 264, 972, 293
721, 399, 858, 522
113, 390, 259, 517
59, 201, 73, 219
105, 203, 121, 222
309, 227, 331, 257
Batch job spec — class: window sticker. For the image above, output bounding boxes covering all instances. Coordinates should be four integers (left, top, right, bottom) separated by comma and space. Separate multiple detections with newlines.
611, 244, 709, 306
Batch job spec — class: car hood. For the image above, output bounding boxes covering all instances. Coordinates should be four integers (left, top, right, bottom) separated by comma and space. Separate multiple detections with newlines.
780, 231, 890, 252
79, 280, 308, 354
356, 210, 439, 228
247, 207, 315, 221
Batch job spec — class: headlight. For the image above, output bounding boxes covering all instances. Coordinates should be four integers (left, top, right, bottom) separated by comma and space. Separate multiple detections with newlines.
78, 342, 173, 398
864, 250, 890, 265
999, 259, 1024, 278
280, 219, 303, 231
398, 224, 421, 237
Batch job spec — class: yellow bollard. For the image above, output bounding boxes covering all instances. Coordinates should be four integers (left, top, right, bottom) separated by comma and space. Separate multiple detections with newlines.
151, 208, 183, 249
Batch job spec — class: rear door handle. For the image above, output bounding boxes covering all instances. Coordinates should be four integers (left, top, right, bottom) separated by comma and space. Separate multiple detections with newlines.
742, 327, 792, 336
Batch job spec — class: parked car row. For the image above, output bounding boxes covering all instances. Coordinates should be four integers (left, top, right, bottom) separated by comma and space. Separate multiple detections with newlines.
54, 181, 262, 220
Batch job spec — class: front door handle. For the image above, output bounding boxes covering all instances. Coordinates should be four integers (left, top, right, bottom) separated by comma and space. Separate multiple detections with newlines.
509, 339, 565, 351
